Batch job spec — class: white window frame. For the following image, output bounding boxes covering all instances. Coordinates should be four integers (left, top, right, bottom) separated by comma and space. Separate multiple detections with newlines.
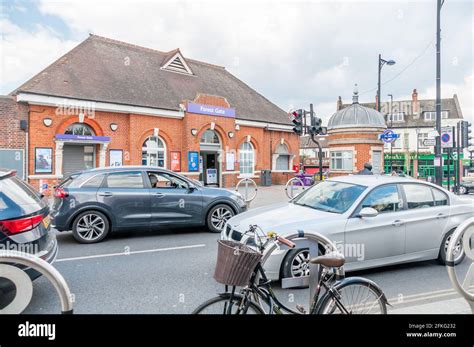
424, 111, 449, 121
418, 132, 429, 148
142, 136, 167, 168
388, 112, 405, 122
239, 142, 255, 176
330, 150, 353, 171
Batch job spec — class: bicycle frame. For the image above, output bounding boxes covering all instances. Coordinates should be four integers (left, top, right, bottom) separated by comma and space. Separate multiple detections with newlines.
229, 263, 351, 315
223, 225, 352, 315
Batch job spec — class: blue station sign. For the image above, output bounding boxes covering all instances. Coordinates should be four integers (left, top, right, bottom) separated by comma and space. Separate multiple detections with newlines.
379, 129, 400, 143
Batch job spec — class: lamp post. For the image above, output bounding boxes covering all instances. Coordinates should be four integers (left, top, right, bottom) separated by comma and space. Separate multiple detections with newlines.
416, 128, 421, 178
388, 94, 394, 173
377, 54, 396, 112
434, 0, 445, 186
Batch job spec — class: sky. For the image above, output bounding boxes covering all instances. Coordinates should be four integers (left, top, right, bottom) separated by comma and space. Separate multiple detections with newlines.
0, 0, 472, 124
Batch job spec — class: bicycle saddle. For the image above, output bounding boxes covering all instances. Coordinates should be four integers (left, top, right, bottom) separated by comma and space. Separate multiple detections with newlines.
309, 252, 345, 268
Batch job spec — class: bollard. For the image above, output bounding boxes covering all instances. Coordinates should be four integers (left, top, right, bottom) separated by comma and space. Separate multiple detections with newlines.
0, 250, 74, 314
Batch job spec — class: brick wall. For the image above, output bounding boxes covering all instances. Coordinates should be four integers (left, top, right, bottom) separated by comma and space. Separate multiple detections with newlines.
26, 97, 299, 192
0, 96, 28, 149
328, 130, 384, 176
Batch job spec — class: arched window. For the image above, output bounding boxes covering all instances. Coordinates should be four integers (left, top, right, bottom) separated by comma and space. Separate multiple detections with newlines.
142, 136, 166, 167
200, 129, 220, 145
275, 144, 290, 170
240, 142, 255, 175
65, 123, 95, 136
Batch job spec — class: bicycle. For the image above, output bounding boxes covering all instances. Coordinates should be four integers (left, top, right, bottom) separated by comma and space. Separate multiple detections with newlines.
193, 225, 389, 314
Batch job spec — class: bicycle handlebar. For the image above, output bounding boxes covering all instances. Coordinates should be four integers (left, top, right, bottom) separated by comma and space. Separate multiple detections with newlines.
276, 235, 296, 249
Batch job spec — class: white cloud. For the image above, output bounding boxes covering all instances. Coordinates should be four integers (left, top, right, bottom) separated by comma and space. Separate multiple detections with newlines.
0, 19, 77, 93
419, 75, 474, 123
0, 0, 471, 122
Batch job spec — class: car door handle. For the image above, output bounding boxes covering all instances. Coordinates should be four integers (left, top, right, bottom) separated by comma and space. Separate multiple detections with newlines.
154, 192, 165, 198
392, 220, 405, 227
436, 213, 447, 219
98, 192, 113, 197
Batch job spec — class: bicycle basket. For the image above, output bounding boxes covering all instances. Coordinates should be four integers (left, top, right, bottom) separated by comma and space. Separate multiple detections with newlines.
214, 240, 262, 287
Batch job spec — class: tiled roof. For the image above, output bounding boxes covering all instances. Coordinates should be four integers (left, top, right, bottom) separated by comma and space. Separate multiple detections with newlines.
13, 35, 290, 125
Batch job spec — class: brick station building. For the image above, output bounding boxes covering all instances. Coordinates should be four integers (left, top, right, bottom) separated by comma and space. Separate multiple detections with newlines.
3, 35, 299, 192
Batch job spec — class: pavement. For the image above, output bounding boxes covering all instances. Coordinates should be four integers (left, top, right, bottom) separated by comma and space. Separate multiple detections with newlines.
19, 186, 474, 314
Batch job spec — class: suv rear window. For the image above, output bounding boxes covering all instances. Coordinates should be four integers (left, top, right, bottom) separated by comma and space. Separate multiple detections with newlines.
0, 177, 42, 215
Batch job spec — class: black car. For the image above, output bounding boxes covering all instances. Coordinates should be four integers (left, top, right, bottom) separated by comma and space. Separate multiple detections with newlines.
51, 166, 247, 243
0, 169, 58, 297
459, 180, 474, 194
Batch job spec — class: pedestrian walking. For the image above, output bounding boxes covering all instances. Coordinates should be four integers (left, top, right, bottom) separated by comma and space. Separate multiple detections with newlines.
357, 163, 373, 175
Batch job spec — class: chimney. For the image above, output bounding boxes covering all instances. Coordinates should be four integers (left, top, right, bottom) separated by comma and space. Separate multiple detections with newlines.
337, 96, 343, 110
412, 88, 419, 114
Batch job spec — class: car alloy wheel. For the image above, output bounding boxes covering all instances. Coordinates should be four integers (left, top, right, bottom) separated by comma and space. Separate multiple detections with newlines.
458, 186, 467, 194
444, 234, 463, 263
290, 249, 311, 277
76, 213, 106, 242
210, 206, 233, 232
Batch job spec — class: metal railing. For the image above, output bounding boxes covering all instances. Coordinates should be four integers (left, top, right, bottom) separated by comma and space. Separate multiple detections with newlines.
235, 178, 258, 207
260, 230, 343, 309
0, 250, 73, 314
285, 177, 306, 199
446, 217, 474, 313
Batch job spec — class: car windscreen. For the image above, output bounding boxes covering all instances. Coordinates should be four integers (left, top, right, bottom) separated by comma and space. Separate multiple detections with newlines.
292, 181, 366, 214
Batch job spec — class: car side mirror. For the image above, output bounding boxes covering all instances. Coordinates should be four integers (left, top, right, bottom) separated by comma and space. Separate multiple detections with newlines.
187, 183, 197, 192
359, 207, 379, 218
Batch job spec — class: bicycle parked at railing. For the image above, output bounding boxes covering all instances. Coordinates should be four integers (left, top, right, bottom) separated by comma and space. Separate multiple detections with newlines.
193, 225, 389, 314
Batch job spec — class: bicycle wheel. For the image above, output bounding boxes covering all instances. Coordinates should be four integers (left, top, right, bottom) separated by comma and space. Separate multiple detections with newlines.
314, 277, 387, 314
192, 293, 265, 314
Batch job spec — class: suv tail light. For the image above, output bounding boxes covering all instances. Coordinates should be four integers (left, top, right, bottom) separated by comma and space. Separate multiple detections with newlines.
0, 214, 44, 236
54, 187, 68, 198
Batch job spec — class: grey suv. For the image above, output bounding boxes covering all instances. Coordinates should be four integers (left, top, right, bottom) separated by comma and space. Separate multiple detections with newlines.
0, 169, 58, 302
51, 166, 247, 243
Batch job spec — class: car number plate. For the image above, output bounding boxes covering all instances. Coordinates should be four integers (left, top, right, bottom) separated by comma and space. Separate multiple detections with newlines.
43, 215, 51, 229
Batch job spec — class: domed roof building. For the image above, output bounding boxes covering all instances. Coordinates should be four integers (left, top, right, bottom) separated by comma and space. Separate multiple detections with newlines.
327, 85, 386, 175
328, 91, 386, 130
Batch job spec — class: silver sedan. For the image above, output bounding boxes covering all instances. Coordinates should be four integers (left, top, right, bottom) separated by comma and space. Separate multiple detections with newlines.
222, 175, 473, 281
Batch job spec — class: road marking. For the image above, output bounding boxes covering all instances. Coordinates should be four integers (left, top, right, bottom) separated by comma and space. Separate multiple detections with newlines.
55, 244, 206, 262
388, 285, 474, 307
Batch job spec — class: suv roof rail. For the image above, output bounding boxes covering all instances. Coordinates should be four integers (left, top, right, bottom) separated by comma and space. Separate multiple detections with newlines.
0, 169, 17, 180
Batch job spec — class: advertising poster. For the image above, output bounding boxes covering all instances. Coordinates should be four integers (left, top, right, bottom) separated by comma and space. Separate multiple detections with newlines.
109, 149, 123, 166
188, 151, 199, 172
225, 152, 235, 171
35, 147, 53, 173
170, 151, 181, 172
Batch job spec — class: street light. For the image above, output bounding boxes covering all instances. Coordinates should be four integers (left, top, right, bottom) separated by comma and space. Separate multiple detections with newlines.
416, 128, 421, 178
388, 93, 394, 173
377, 54, 396, 112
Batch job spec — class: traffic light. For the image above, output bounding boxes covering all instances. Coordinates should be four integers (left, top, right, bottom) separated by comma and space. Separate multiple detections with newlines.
291, 109, 304, 136
308, 115, 327, 135
308, 116, 322, 135
461, 121, 472, 148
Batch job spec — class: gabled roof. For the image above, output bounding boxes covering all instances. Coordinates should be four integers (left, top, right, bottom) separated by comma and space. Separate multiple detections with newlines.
161, 50, 194, 75
13, 34, 290, 125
